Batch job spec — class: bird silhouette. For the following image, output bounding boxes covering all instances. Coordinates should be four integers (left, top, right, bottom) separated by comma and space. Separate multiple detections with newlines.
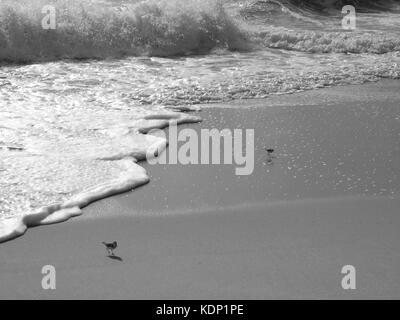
102, 241, 118, 256
265, 148, 276, 165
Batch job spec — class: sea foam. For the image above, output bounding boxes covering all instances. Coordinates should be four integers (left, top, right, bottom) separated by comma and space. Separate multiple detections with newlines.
255, 28, 400, 54
0, 112, 201, 243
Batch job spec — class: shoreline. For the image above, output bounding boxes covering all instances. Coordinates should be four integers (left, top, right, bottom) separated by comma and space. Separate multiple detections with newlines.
0, 112, 201, 243
82, 79, 400, 220
1, 80, 400, 299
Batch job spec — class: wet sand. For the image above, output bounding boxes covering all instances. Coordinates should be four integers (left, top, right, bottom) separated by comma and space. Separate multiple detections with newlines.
1, 80, 400, 299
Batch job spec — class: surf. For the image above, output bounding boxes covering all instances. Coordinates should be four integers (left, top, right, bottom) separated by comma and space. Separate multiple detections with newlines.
1, 0, 400, 244
1, 0, 400, 63
0, 0, 248, 63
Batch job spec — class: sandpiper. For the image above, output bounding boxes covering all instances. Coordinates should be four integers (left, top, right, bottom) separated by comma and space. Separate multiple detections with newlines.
102, 241, 118, 256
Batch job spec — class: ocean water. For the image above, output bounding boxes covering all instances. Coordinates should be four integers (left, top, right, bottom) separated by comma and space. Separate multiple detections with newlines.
1, 0, 400, 241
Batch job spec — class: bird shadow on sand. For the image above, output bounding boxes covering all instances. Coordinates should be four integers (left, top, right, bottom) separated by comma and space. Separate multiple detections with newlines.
107, 255, 123, 262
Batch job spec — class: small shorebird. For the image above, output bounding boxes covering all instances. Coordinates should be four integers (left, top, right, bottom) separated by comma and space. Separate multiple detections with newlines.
102, 241, 118, 256
265, 148, 275, 164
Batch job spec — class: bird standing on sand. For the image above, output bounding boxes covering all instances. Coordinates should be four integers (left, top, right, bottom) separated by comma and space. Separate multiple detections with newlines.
102, 241, 118, 256
265, 148, 275, 164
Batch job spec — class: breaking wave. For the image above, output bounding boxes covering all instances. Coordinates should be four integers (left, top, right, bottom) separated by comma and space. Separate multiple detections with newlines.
240, 0, 400, 54
2, 0, 400, 63
0, 0, 248, 62
254, 29, 400, 54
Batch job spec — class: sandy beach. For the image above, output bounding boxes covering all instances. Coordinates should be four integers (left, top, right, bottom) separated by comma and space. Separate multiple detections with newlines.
1, 80, 399, 299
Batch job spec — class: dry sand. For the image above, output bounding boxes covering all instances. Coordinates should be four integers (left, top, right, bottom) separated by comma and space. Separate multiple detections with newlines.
1, 80, 400, 299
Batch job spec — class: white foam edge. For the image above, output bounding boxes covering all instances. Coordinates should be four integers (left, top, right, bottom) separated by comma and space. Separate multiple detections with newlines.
0, 113, 202, 243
